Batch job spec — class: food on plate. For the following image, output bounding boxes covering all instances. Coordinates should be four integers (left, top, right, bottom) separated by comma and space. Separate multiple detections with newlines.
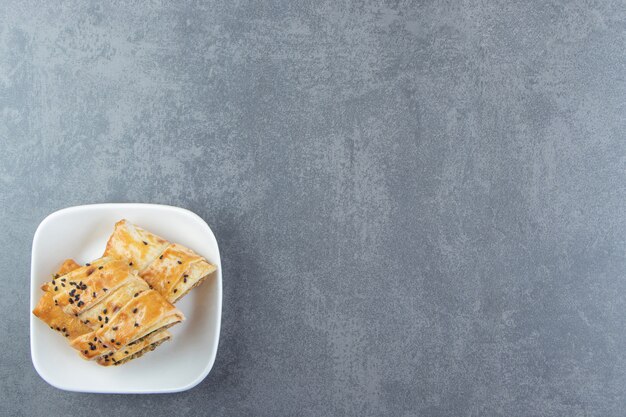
33, 259, 91, 339
104, 220, 216, 303
32, 218, 215, 366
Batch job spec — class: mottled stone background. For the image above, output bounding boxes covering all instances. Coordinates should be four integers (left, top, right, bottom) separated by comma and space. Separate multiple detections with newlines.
1, 1, 626, 416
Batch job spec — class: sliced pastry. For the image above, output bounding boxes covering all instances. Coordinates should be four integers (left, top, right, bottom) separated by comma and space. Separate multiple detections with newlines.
70, 289, 184, 360
32, 259, 91, 339
37, 257, 183, 365
96, 329, 172, 366
104, 219, 216, 302
103, 220, 169, 271
140, 243, 217, 303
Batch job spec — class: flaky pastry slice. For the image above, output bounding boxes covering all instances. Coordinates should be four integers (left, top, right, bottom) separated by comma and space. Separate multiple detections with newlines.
104, 219, 216, 303
103, 220, 169, 271
140, 243, 216, 303
96, 329, 172, 366
32, 259, 91, 340
35, 258, 182, 365
70, 289, 184, 360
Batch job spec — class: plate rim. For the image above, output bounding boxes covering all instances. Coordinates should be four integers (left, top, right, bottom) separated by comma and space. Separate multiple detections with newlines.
30, 203, 222, 394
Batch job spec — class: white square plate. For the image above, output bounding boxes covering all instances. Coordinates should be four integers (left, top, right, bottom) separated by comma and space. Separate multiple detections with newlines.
30, 203, 222, 393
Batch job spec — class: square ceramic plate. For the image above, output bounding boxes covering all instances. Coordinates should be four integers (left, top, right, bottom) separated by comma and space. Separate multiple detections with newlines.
30, 203, 222, 393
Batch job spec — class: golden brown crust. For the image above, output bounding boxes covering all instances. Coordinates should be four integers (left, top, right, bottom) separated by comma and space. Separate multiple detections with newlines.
32, 260, 92, 339
76, 276, 150, 327
96, 330, 172, 366
140, 243, 216, 303
170, 262, 216, 303
70, 290, 184, 360
52, 258, 136, 316
103, 220, 169, 271
169, 259, 216, 303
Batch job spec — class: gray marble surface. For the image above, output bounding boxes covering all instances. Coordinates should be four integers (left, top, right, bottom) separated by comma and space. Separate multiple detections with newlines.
1, 1, 625, 416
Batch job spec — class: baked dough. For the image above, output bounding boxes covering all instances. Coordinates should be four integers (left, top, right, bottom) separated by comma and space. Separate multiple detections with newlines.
96, 329, 171, 366
140, 243, 216, 303
70, 289, 184, 360
32, 259, 91, 339
103, 220, 169, 271
104, 220, 216, 303
35, 258, 183, 365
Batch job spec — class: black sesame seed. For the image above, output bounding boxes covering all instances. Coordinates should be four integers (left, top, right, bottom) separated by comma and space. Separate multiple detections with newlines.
103, 288, 108, 292
62, 327, 66, 332
112, 326, 118, 331
61, 278, 66, 282
84, 350, 88, 354
173, 289, 178, 293
54, 286, 58, 291
93, 337, 97, 341
134, 293, 138, 297
68, 298, 74, 304
103, 344, 108, 348
93, 292, 97, 298
90, 345, 96, 350
124, 351, 129, 354
84, 319, 90, 323
69, 289, 76, 296
54, 300, 58, 305
183, 278, 187, 283
110, 339, 115, 343
142, 241, 148, 245
105, 317, 109, 324
61, 283, 65, 287
98, 266, 103, 270
129, 262, 133, 266
103, 308, 107, 314
55, 327, 60, 331
52, 280, 56, 285
100, 324, 104, 328
116, 342, 121, 345
132, 308, 138, 314
159, 255, 163, 259
77, 301, 84, 307
85, 263, 90, 266
177, 260, 182, 264
134, 322, 139, 327
98, 316, 102, 321
54, 274, 60, 278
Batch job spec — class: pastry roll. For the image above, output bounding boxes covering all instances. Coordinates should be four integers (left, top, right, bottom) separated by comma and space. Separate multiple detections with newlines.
96, 329, 172, 366
51, 258, 142, 317
34, 257, 183, 366
32, 259, 91, 339
103, 220, 169, 271
70, 289, 184, 360
104, 219, 216, 303
140, 243, 216, 303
